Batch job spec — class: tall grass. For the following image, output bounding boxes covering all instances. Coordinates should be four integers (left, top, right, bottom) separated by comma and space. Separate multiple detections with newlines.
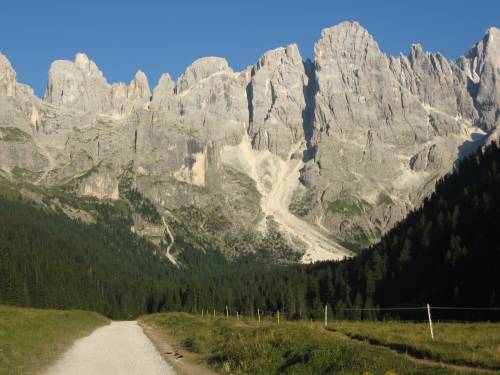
331, 321, 500, 370
141, 312, 484, 374
0, 305, 108, 375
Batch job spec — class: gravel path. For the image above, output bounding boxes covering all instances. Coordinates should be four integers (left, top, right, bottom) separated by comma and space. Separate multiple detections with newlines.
42, 321, 176, 375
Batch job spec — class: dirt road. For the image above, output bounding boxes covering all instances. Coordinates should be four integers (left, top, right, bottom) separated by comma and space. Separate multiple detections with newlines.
41, 321, 176, 375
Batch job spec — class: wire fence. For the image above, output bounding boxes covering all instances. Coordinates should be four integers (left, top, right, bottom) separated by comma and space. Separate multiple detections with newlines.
188, 304, 500, 344
197, 304, 500, 326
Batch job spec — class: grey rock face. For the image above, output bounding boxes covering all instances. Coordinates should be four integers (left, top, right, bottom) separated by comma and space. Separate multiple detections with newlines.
175, 57, 232, 94
461, 27, 500, 130
303, 22, 495, 247
0, 53, 17, 97
0, 22, 499, 261
45, 53, 111, 112
393, 44, 477, 120
110, 70, 151, 116
44, 53, 151, 116
247, 44, 308, 159
0, 53, 36, 101
151, 73, 175, 111
409, 144, 448, 172
173, 58, 247, 146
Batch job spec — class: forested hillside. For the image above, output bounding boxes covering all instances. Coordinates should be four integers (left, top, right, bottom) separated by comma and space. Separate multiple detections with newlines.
0, 179, 234, 319
0, 178, 294, 319
173, 143, 500, 321
0, 195, 168, 318
1, 143, 499, 320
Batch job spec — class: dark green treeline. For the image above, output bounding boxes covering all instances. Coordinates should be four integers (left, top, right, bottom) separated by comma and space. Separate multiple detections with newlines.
172, 143, 500, 321
1, 143, 499, 320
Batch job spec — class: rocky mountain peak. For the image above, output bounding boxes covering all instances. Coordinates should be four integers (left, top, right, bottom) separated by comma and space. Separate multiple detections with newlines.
253, 44, 302, 72
248, 44, 308, 158
154, 73, 174, 94
480, 27, 500, 73
151, 73, 175, 111
74, 53, 96, 72
484, 26, 500, 54
315, 21, 382, 63
176, 56, 232, 94
0, 52, 36, 99
44, 53, 110, 112
409, 43, 425, 60
465, 26, 500, 77
0, 52, 13, 72
129, 70, 151, 99
462, 26, 500, 129
44, 54, 154, 116
0, 53, 16, 97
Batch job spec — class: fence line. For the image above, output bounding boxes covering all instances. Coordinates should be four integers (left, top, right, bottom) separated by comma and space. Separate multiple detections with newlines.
195, 304, 500, 342
198, 304, 500, 328
329, 307, 426, 311
428, 307, 500, 310
199, 307, 500, 315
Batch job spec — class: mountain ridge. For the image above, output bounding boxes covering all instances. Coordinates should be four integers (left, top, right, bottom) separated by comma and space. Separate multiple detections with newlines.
0, 21, 498, 262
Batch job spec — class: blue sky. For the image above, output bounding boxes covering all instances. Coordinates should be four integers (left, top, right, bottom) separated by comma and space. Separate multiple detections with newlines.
1, 0, 498, 97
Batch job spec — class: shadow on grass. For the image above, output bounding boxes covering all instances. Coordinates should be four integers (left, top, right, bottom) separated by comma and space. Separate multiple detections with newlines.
277, 349, 312, 373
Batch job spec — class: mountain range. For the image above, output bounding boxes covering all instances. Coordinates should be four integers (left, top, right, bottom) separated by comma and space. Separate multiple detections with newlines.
1, 21, 499, 262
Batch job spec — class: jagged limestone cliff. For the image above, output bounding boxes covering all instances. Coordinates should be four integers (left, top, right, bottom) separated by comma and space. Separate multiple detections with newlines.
0, 22, 498, 262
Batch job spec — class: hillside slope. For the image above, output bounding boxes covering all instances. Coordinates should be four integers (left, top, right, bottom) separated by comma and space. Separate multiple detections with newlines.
0, 177, 300, 318
166, 143, 500, 320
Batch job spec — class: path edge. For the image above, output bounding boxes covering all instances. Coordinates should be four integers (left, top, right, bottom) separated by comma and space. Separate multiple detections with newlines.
138, 319, 219, 375
39, 319, 111, 375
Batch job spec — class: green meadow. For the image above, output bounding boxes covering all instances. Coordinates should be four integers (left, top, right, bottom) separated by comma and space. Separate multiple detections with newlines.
0, 305, 108, 375
141, 312, 500, 375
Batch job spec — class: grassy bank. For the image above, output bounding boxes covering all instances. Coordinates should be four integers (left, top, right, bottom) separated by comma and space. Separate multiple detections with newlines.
0, 305, 108, 375
140, 312, 489, 375
332, 321, 500, 370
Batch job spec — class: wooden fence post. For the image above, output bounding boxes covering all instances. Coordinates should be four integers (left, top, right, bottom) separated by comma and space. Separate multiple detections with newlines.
324, 305, 328, 327
427, 303, 435, 340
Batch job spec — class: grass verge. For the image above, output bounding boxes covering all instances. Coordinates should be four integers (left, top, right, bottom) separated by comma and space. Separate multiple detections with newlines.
140, 312, 487, 375
0, 305, 108, 375
331, 321, 500, 371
